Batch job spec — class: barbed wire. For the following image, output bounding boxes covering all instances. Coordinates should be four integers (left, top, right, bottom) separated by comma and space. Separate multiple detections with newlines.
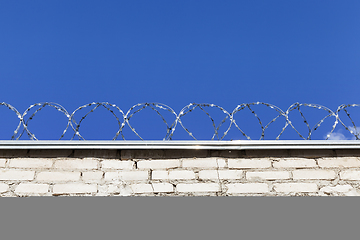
0, 102, 359, 140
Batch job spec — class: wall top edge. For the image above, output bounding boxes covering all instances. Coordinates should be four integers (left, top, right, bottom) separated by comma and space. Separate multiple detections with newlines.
0, 140, 359, 150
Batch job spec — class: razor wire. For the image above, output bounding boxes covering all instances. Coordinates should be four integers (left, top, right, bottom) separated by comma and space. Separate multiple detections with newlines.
0, 102, 359, 140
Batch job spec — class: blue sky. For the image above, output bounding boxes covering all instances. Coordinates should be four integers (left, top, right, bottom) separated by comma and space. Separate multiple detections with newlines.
0, 1, 359, 140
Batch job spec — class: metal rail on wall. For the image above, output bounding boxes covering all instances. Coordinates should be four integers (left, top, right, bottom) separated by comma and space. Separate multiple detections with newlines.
0, 102, 359, 140
0, 140, 360, 150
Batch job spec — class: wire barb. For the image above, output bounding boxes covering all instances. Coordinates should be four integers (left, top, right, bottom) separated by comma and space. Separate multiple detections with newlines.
0, 102, 359, 140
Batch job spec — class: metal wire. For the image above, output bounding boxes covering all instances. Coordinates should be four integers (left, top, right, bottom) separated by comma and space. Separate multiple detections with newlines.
0, 102, 359, 140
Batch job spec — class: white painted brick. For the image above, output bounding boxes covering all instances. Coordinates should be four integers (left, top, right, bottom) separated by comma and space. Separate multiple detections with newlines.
274, 183, 318, 193
292, 170, 336, 180
318, 158, 360, 168
151, 170, 168, 180
344, 190, 360, 196
15, 183, 49, 194
137, 159, 181, 169
53, 183, 97, 194
152, 170, 195, 180
101, 160, 134, 170
9, 159, 53, 168
246, 171, 291, 180
37, 172, 81, 182
131, 184, 153, 194
152, 183, 174, 193
54, 159, 98, 170
177, 183, 221, 193
0, 183, 9, 193
82, 171, 104, 181
320, 185, 354, 193
130, 183, 174, 193
340, 171, 360, 180
169, 170, 195, 180
182, 158, 226, 168
273, 159, 317, 168
199, 170, 243, 180
228, 159, 271, 169
104, 171, 149, 181
226, 183, 269, 194
0, 159, 6, 168
0, 170, 35, 180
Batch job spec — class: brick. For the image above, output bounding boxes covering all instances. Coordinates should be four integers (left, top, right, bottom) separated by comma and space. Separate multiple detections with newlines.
228, 159, 271, 169
54, 159, 98, 170
273, 159, 317, 168
0, 183, 9, 193
137, 159, 180, 169
320, 185, 354, 193
9, 159, 53, 168
53, 183, 97, 194
318, 158, 360, 168
182, 158, 226, 168
0, 170, 35, 180
152, 183, 174, 193
101, 160, 134, 170
130, 183, 174, 194
152, 170, 195, 180
246, 171, 290, 181
226, 183, 269, 194
199, 170, 243, 180
104, 171, 149, 181
292, 170, 336, 180
151, 170, 168, 180
177, 183, 221, 193
0, 159, 6, 167
169, 170, 195, 180
340, 171, 360, 180
37, 172, 81, 182
274, 183, 318, 193
131, 184, 153, 194
15, 183, 49, 194
344, 190, 360, 196
82, 171, 104, 182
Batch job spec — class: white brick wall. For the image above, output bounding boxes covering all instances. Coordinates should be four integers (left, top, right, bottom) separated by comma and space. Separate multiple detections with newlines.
137, 159, 180, 169
177, 183, 220, 193
340, 171, 360, 180
318, 158, 360, 168
228, 159, 271, 169
292, 170, 337, 180
182, 158, 226, 168
15, 183, 49, 194
0, 159, 6, 168
37, 172, 81, 182
0, 170, 35, 180
82, 171, 104, 182
105, 171, 149, 181
152, 170, 195, 180
273, 183, 318, 193
0, 183, 9, 193
101, 160, 134, 170
199, 170, 243, 180
54, 159, 98, 170
246, 171, 290, 181
9, 159, 53, 168
273, 159, 317, 168
226, 183, 269, 194
53, 183, 97, 194
0, 155, 359, 196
